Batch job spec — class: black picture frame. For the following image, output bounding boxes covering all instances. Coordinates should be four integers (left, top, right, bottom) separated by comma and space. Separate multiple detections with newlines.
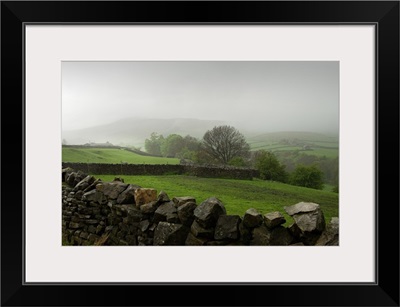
1, 1, 399, 306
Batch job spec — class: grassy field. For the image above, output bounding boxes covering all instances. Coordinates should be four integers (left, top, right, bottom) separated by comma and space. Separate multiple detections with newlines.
94, 174, 339, 226
62, 147, 180, 164
248, 143, 339, 158
247, 131, 339, 158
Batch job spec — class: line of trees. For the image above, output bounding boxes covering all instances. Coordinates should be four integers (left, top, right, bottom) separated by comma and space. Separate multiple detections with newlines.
144, 125, 251, 166
144, 125, 336, 191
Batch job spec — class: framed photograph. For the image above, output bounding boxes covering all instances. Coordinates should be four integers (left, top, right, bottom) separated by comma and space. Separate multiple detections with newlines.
1, 1, 399, 306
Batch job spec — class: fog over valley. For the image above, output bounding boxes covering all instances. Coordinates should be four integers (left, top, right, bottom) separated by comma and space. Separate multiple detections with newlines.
62, 61, 339, 147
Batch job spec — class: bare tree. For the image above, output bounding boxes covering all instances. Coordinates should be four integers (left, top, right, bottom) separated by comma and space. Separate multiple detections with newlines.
202, 125, 250, 165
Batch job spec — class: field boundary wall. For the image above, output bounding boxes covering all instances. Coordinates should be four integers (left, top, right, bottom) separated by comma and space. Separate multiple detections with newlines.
62, 162, 259, 180
62, 168, 339, 247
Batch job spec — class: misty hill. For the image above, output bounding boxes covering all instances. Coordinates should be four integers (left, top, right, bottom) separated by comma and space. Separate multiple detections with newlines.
62, 117, 226, 147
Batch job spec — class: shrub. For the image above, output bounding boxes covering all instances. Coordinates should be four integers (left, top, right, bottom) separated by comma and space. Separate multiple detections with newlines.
254, 150, 288, 182
289, 164, 324, 190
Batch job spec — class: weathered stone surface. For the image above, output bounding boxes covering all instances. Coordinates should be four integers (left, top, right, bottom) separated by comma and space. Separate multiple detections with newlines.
108, 214, 121, 226
177, 202, 197, 226
96, 224, 104, 234
284, 202, 320, 216
185, 232, 208, 245
126, 206, 143, 222
264, 211, 286, 229
330, 217, 339, 231
153, 201, 177, 223
69, 222, 83, 229
250, 225, 271, 245
79, 232, 89, 239
190, 220, 214, 239
66, 171, 88, 187
194, 197, 226, 229
65, 172, 77, 186
71, 215, 81, 223
117, 230, 127, 239
74, 190, 84, 200
284, 202, 326, 245
214, 215, 241, 240
86, 219, 98, 224
118, 221, 129, 232
243, 208, 263, 228
129, 223, 140, 235
315, 217, 339, 246
117, 184, 141, 204
173, 196, 196, 207
239, 221, 252, 245
288, 223, 302, 238
125, 235, 136, 245
118, 239, 129, 246
87, 234, 100, 244
134, 188, 157, 207
73, 175, 96, 192
166, 213, 179, 223
83, 178, 102, 193
72, 236, 82, 245
153, 222, 189, 245
113, 204, 131, 217
157, 191, 170, 203
250, 225, 293, 246
82, 189, 107, 204
88, 225, 97, 234
269, 226, 294, 246
88, 201, 101, 207
105, 226, 114, 232
140, 201, 160, 214
291, 208, 325, 233
96, 182, 128, 200
140, 219, 150, 232
62, 167, 74, 182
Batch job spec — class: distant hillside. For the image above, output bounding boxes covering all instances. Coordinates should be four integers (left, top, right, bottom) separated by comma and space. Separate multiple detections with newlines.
63, 117, 339, 156
246, 131, 339, 143
62, 117, 226, 147
246, 131, 339, 158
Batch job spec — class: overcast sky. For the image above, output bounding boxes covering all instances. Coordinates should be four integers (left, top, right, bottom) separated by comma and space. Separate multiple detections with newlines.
62, 61, 339, 134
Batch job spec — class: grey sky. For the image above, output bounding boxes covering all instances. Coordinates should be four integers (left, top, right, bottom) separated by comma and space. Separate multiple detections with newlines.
62, 61, 339, 134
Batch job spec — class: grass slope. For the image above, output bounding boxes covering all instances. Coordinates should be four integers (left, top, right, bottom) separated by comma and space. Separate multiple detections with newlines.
62, 147, 180, 164
96, 174, 339, 226
247, 131, 339, 158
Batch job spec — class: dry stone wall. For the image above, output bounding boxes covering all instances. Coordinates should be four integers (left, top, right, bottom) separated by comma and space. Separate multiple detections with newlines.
62, 168, 339, 246
62, 162, 259, 180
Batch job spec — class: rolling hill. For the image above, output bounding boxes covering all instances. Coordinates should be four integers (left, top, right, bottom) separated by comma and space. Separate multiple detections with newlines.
62, 117, 338, 159
62, 117, 226, 147
246, 131, 339, 158
62, 147, 180, 164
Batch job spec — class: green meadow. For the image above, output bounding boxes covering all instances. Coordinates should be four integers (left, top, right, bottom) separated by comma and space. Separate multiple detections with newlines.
247, 131, 339, 159
94, 174, 339, 226
62, 147, 180, 164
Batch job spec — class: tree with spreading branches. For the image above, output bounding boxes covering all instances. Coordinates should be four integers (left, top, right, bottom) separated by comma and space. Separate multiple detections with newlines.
202, 125, 250, 165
